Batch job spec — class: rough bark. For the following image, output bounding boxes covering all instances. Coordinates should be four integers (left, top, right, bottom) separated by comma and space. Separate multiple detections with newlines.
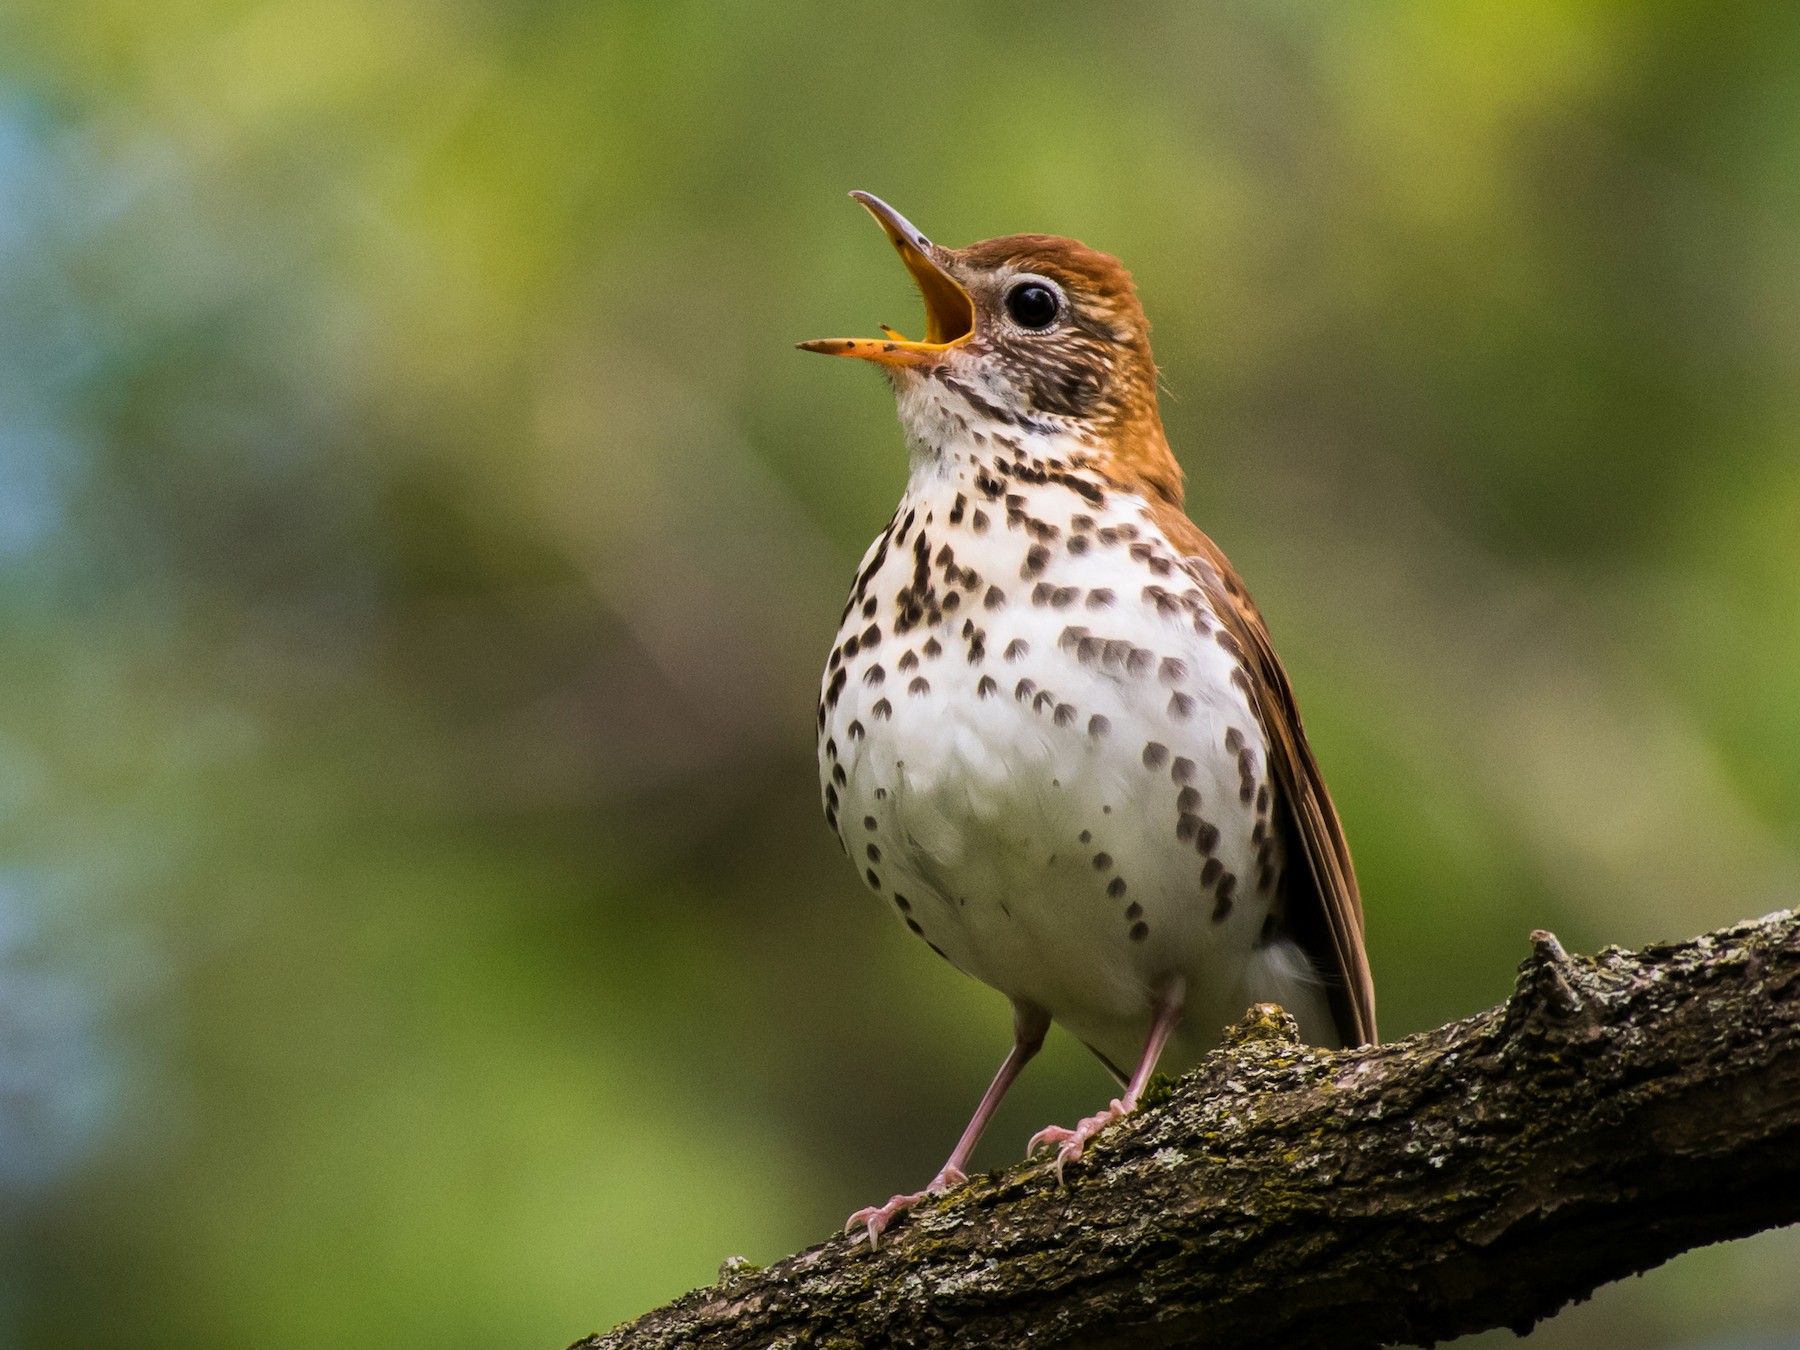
574, 909, 1800, 1350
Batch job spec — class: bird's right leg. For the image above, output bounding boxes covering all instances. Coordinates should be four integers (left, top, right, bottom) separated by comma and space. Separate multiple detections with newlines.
846, 1000, 1050, 1250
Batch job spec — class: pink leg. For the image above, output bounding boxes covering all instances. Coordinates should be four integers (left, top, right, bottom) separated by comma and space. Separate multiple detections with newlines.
846, 1002, 1050, 1250
1028, 977, 1186, 1184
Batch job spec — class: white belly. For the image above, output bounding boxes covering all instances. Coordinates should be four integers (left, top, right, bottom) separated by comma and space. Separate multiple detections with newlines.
820, 471, 1328, 1071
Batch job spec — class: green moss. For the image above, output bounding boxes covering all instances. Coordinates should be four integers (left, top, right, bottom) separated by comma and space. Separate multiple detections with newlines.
1139, 1072, 1178, 1109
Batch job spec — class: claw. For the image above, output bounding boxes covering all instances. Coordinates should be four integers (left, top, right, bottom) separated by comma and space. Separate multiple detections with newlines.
843, 1165, 968, 1250
1027, 1098, 1131, 1184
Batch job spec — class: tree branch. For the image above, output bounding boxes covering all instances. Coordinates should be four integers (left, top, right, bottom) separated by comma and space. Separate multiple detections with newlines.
574, 909, 1800, 1350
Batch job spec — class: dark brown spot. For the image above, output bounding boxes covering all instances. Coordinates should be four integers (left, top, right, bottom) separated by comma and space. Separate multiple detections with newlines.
1067, 534, 1089, 554
1168, 692, 1195, 719
977, 674, 998, 698
1015, 678, 1037, 702
1201, 858, 1222, 885
1125, 647, 1153, 677
1196, 822, 1220, 853
832, 763, 846, 786
1239, 778, 1255, 805
1088, 714, 1110, 738
1051, 586, 1078, 607
1034, 690, 1055, 713
824, 737, 837, 760
1005, 639, 1030, 661
872, 698, 892, 719
866, 844, 881, 862
1224, 727, 1245, 753
1021, 545, 1050, 577
894, 893, 911, 912
1092, 852, 1112, 870
1213, 873, 1237, 919
1171, 756, 1195, 784
905, 917, 924, 935
866, 869, 881, 889
1177, 786, 1200, 812
1123, 898, 1140, 916
898, 650, 918, 672
972, 509, 990, 532
1031, 582, 1053, 606
1176, 814, 1200, 843
949, 493, 967, 524
909, 676, 930, 696
1129, 921, 1149, 942
848, 720, 865, 741
1053, 703, 1077, 727
1257, 784, 1270, 814
984, 585, 1006, 609
864, 816, 877, 830
1158, 657, 1187, 683
1086, 588, 1114, 609
1143, 741, 1169, 769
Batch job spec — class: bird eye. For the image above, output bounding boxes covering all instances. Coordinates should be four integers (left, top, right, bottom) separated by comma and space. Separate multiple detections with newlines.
1004, 280, 1061, 330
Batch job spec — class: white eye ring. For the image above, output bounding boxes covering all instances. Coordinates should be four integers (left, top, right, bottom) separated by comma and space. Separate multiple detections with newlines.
1003, 276, 1064, 331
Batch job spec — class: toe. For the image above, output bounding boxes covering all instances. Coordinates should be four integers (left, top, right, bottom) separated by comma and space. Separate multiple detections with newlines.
1027, 1123, 1077, 1156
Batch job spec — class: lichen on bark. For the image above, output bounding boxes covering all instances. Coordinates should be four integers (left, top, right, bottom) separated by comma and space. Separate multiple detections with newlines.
573, 909, 1800, 1350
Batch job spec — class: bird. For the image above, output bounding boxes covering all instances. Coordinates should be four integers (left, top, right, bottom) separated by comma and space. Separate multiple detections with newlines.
802, 192, 1376, 1250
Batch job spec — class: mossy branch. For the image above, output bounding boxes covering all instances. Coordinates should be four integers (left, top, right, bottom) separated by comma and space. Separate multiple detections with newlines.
574, 909, 1800, 1350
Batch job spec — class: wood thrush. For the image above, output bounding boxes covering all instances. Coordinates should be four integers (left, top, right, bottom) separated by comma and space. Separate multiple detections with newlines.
803, 193, 1376, 1249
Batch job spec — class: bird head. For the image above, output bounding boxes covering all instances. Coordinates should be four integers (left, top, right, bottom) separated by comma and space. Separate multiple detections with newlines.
801, 192, 1179, 503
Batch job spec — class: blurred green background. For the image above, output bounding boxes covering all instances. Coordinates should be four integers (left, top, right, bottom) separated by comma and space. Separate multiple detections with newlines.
2, 1, 1797, 1346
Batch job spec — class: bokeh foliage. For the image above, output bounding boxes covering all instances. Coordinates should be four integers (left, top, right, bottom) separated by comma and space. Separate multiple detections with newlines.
1, 1, 1797, 1346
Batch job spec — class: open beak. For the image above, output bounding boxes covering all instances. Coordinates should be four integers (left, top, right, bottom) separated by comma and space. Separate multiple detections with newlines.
798, 192, 975, 367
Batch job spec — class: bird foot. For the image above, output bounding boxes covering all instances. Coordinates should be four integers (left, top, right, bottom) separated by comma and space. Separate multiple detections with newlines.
1028, 1098, 1131, 1184
844, 1165, 967, 1250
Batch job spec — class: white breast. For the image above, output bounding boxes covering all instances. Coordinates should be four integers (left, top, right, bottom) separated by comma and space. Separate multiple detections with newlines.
820, 448, 1329, 1070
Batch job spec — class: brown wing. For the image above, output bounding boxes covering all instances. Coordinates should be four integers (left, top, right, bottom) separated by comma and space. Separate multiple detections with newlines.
1149, 503, 1378, 1047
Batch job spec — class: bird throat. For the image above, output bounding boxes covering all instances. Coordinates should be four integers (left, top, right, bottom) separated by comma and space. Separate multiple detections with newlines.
889, 363, 1182, 509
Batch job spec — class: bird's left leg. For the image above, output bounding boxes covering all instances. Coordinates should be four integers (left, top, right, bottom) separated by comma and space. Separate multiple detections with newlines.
846, 1000, 1050, 1249
1028, 976, 1186, 1183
